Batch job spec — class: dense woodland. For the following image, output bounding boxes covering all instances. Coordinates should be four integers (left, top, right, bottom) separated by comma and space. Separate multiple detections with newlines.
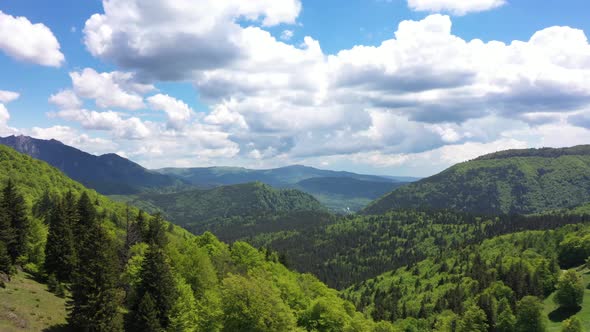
0, 145, 389, 331
365, 153, 590, 215
2, 143, 590, 331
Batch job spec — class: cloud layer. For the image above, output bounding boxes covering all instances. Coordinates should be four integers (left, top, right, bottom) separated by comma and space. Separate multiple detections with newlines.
3, 0, 587, 176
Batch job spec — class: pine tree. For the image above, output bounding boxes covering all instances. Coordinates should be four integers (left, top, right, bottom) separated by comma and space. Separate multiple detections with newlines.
44, 200, 77, 282
68, 195, 123, 331
145, 213, 168, 248
128, 245, 177, 330
1, 179, 29, 263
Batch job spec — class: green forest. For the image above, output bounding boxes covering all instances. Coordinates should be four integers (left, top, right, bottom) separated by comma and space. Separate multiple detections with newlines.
2, 144, 590, 331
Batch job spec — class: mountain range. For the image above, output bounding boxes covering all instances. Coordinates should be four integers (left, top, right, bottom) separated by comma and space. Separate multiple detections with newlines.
0, 135, 413, 212
0, 135, 181, 195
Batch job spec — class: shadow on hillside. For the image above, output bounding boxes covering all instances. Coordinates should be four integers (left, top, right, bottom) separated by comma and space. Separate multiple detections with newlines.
548, 306, 581, 322
43, 324, 70, 332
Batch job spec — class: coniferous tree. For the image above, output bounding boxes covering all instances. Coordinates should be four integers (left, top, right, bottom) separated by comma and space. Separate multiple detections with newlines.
1, 179, 29, 263
128, 245, 177, 330
131, 292, 162, 332
68, 194, 123, 331
44, 200, 77, 282
0, 240, 11, 275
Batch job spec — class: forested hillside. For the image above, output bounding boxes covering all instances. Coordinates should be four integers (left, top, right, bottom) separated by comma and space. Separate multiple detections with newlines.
111, 182, 327, 235
0, 145, 386, 331
365, 147, 590, 215
343, 223, 590, 331
157, 165, 404, 212
247, 209, 590, 289
0, 135, 182, 195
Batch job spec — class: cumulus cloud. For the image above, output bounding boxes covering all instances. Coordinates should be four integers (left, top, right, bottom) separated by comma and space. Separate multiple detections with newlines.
147, 94, 193, 130
70, 68, 154, 110
0, 90, 20, 104
49, 90, 82, 110
407, 0, 506, 15
50, 109, 151, 140
83, 0, 301, 80
0, 10, 64, 66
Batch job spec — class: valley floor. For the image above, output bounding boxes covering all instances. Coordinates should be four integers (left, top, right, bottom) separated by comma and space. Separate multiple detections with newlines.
543, 267, 590, 331
0, 271, 67, 332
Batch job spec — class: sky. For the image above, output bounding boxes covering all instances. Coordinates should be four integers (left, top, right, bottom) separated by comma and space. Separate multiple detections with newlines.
0, 0, 590, 177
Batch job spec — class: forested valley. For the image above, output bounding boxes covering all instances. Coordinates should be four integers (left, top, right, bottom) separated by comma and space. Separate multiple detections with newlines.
1, 143, 590, 331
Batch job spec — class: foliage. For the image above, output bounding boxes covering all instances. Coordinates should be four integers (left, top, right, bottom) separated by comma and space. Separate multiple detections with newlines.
516, 296, 546, 332
365, 151, 590, 215
554, 270, 585, 309
561, 316, 582, 332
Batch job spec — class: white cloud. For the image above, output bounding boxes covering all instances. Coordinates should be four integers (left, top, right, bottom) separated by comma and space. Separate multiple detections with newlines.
0, 10, 64, 66
28, 125, 118, 154
49, 90, 82, 110
147, 94, 193, 130
0, 90, 20, 104
50, 109, 151, 140
407, 0, 506, 15
281, 29, 294, 41
52, 5, 590, 173
83, 0, 302, 80
70, 68, 153, 110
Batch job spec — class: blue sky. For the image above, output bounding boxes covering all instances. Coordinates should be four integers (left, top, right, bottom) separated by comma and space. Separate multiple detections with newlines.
1, 0, 590, 176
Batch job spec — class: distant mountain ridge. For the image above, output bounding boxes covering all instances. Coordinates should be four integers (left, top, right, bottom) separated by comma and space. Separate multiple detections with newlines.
157, 165, 408, 212
364, 145, 590, 215
0, 135, 181, 195
157, 164, 398, 187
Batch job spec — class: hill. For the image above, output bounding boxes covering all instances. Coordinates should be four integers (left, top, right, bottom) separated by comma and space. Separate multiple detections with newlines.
0, 135, 181, 195
112, 182, 327, 235
158, 165, 405, 211
0, 145, 384, 331
364, 145, 590, 215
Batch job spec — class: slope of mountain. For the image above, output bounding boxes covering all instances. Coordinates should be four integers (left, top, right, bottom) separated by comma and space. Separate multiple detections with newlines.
112, 181, 327, 234
0, 135, 181, 195
0, 145, 383, 331
364, 145, 590, 215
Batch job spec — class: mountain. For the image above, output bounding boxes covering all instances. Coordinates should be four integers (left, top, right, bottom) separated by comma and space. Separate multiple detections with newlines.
0, 135, 181, 195
112, 181, 327, 234
0, 145, 381, 332
364, 145, 590, 215
158, 165, 404, 212
157, 164, 397, 187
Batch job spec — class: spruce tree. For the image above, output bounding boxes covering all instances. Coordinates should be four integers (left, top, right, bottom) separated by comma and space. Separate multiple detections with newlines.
68, 195, 123, 331
0, 240, 11, 275
1, 179, 29, 263
130, 292, 163, 332
44, 200, 77, 282
128, 245, 177, 330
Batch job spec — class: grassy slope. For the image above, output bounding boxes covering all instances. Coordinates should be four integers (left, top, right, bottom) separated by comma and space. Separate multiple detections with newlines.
365, 154, 590, 215
543, 267, 590, 331
0, 272, 67, 332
